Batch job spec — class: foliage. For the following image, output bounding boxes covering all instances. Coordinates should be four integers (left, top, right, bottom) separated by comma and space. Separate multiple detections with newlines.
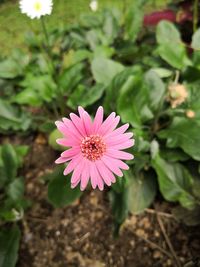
0, 0, 200, 245
0, 144, 29, 267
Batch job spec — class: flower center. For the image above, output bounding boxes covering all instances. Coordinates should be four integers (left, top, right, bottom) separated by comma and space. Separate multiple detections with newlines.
34, 1, 42, 11
80, 135, 106, 161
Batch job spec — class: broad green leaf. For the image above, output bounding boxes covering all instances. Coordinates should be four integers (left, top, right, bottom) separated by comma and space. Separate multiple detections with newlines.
7, 178, 24, 202
1, 144, 18, 182
117, 74, 153, 128
14, 146, 29, 167
104, 66, 141, 112
160, 148, 190, 162
0, 100, 31, 132
173, 206, 200, 226
91, 58, 124, 85
158, 117, 200, 161
0, 225, 21, 267
145, 70, 165, 112
191, 28, 200, 50
0, 59, 21, 79
126, 170, 156, 214
109, 188, 129, 226
124, 0, 145, 42
67, 84, 105, 109
48, 166, 82, 208
151, 68, 173, 78
15, 74, 57, 106
152, 153, 196, 209
48, 128, 64, 151
156, 21, 191, 69
103, 9, 119, 44
59, 63, 84, 94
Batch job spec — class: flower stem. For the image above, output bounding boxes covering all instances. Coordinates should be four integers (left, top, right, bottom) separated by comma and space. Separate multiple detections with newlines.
41, 16, 50, 50
193, 0, 199, 33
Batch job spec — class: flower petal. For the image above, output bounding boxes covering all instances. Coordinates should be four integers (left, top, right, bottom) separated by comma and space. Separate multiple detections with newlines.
61, 148, 80, 158
80, 160, 90, 191
95, 160, 113, 186
93, 106, 104, 134
105, 149, 134, 160
104, 123, 129, 138
63, 154, 82, 175
111, 139, 135, 150
101, 155, 123, 177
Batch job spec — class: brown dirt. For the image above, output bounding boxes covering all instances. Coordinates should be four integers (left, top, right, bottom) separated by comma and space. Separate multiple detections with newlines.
15, 134, 200, 267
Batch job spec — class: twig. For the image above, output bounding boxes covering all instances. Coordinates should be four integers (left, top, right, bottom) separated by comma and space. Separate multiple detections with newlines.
135, 233, 172, 258
156, 214, 181, 267
145, 208, 174, 219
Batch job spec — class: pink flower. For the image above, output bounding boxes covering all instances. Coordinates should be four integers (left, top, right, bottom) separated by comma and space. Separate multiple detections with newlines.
55, 106, 134, 191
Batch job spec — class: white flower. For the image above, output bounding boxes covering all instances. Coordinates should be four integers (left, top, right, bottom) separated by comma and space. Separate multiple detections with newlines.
19, 0, 53, 19
90, 0, 98, 12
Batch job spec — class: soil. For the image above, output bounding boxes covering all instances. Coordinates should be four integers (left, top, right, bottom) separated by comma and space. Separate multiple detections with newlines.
11, 134, 200, 267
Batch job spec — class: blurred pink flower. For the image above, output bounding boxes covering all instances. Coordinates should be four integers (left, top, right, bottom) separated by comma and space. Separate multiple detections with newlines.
55, 106, 134, 191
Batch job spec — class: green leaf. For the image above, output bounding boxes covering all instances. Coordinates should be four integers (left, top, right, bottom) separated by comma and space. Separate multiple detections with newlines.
0, 59, 21, 79
156, 21, 191, 69
91, 58, 124, 86
14, 146, 29, 167
151, 68, 173, 78
109, 188, 129, 226
124, 0, 144, 42
48, 128, 64, 151
173, 206, 200, 226
15, 74, 57, 106
158, 117, 200, 161
0, 100, 31, 132
67, 83, 105, 109
160, 148, 190, 162
152, 153, 196, 209
145, 70, 165, 112
104, 66, 141, 112
59, 63, 84, 94
1, 144, 18, 182
48, 166, 82, 208
191, 28, 200, 50
7, 178, 24, 202
117, 74, 153, 128
126, 170, 156, 214
0, 225, 21, 267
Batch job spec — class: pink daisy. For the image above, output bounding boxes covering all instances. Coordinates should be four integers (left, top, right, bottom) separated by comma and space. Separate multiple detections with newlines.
55, 106, 134, 191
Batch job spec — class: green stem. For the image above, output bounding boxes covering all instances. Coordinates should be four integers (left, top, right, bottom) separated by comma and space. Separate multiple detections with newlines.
41, 16, 50, 50
193, 0, 199, 33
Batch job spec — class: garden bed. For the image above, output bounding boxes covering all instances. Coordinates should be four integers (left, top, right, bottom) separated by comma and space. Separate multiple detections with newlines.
16, 135, 200, 267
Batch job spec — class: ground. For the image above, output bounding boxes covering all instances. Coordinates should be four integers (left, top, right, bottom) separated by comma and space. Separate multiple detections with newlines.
15, 134, 200, 267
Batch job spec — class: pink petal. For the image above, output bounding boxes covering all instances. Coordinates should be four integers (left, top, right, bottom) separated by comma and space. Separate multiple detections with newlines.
80, 160, 90, 191
70, 113, 87, 136
93, 163, 104, 190
83, 111, 93, 135
63, 154, 82, 175
101, 115, 120, 136
71, 159, 85, 184
71, 179, 80, 189
62, 118, 82, 140
98, 112, 115, 136
61, 147, 80, 158
104, 123, 129, 138
78, 106, 85, 117
56, 138, 79, 147
105, 149, 134, 160
101, 156, 123, 177
89, 162, 97, 189
55, 157, 72, 164
93, 106, 104, 134
111, 139, 135, 150
95, 160, 113, 186
105, 133, 133, 146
